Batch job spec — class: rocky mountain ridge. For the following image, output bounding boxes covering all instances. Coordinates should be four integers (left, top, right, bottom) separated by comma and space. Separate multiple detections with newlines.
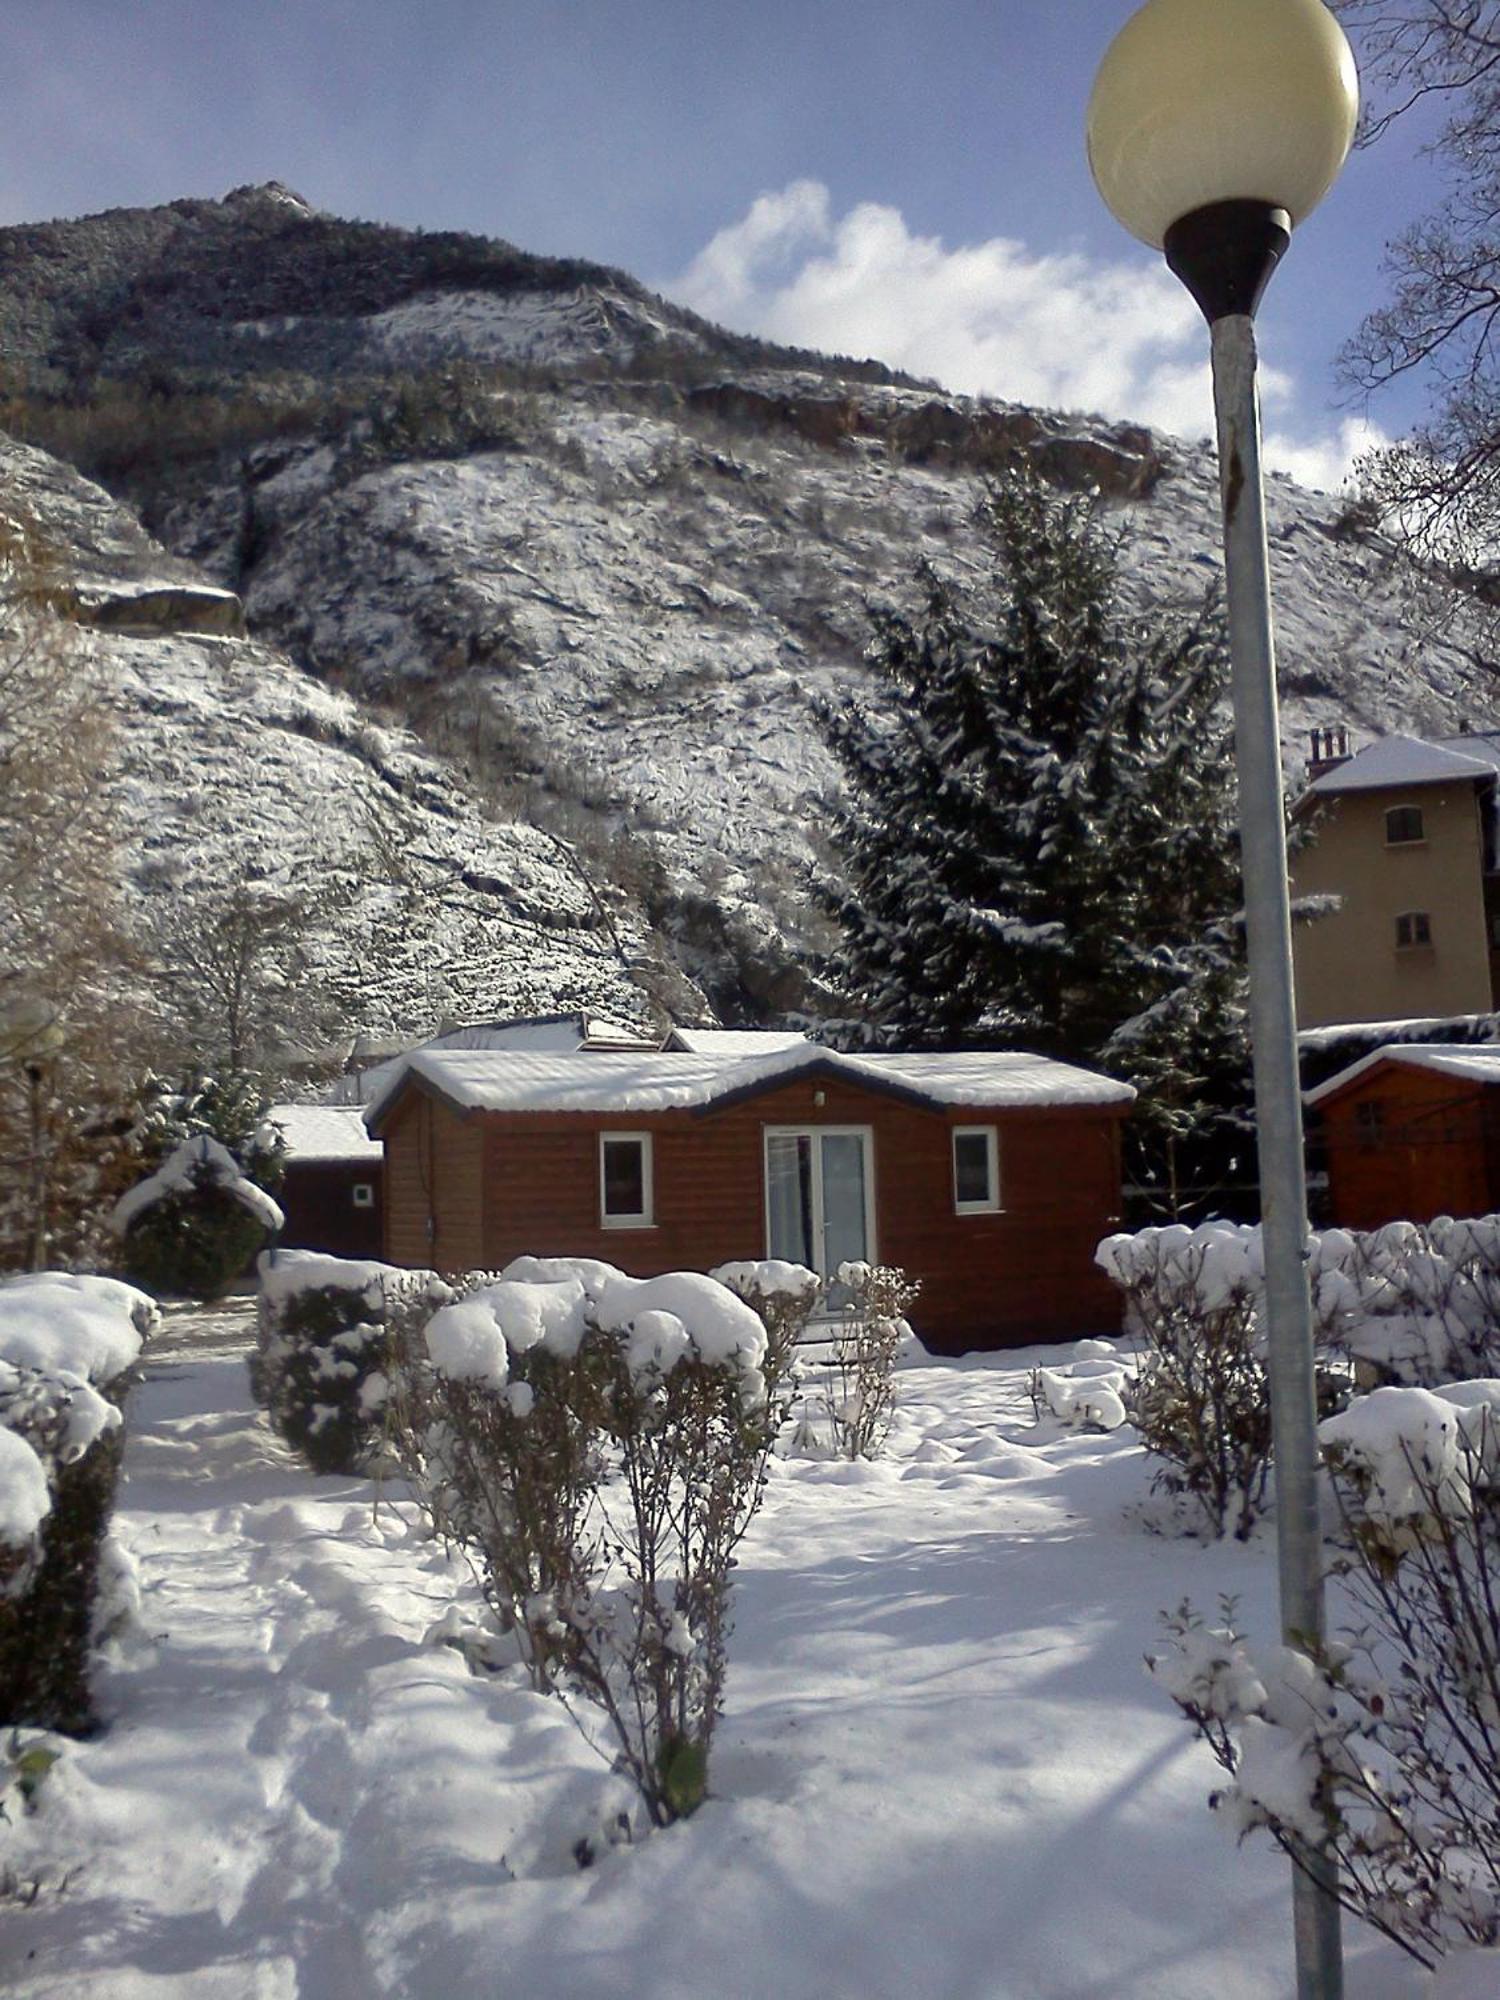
5, 186, 1499, 1049
4, 435, 689, 1058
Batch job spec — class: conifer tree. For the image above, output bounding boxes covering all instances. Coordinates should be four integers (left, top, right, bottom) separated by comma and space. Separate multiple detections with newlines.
818, 465, 1247, 1207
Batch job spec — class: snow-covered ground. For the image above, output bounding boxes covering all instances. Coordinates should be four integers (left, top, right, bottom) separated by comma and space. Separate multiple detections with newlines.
3, 1306, 1428, 1999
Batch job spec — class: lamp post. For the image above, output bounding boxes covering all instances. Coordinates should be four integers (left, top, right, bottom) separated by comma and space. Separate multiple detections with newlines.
0, 993, 67, 1270
1087, 4, 1358, 1997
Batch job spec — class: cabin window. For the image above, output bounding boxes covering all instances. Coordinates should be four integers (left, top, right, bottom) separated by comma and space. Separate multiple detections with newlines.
600, 1133, 653, 1228
351, 1182, 375, 1209
952, 1126, 1000, 1213
1385, 805, 1425, 846
1395, 910, 1432, 949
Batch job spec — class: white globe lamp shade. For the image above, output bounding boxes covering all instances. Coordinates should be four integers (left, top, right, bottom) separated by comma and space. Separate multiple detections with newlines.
1087, 0, 1358, 250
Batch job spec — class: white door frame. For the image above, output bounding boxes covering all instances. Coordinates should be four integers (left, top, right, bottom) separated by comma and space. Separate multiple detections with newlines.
761, 1124, 877, 1286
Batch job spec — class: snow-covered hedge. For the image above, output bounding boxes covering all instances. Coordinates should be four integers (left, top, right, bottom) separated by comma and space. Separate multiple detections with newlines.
1151, 1378, 1500, 1973
1314, 1215, 1500, 1386
1089, 1220, 1500, 1534
113, 1135, 284, 1301
253, 1250, 447, 1475
1101, 1213, 1500, 1399
390, 1255, 784, 1827
0, 1273, 156, 1731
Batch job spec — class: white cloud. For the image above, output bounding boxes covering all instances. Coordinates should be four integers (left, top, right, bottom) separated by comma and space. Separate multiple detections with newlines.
1261, 415, 1390, 496
669, 180, 1379, 491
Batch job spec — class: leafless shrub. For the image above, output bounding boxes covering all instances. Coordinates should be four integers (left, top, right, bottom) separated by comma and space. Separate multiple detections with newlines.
1153, 1387, 1500, 1971
793, 1261, 916, 1461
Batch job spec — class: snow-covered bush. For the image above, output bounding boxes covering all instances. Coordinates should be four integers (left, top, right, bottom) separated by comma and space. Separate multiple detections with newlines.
1098, 1223, 1348, 1539
709, 1258, 821, 1406
793, 1261, 917, 1461
1150, 1382, 1500, 1973
0, 1274, 155, 1731
392, 1257, 784, 1827
1316, 1216, 1500, 1388
1099, 1224, 1275, 1538
113, 1135, 283, 1300
253, 1251, 446, 1475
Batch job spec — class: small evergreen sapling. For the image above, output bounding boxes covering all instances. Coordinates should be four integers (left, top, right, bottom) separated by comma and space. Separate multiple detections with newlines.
112, 1135, 282, 1301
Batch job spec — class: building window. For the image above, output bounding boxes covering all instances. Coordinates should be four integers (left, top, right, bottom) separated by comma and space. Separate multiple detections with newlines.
351, 1181, 375, 1209
1385, 805, 1425, 846
952, 1126, 1000, 1213
1395, 910, 1432, 949
600, 1132, 653, 1228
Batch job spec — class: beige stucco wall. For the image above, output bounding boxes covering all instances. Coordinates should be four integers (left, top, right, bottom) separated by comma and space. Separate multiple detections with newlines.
1291, 782, 1493, 1027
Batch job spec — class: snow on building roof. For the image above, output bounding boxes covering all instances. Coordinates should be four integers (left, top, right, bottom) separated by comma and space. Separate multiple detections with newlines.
1307, 734, 1497, 796
663, 1027, 811, 1055
1297, 1013, 1500, 1051
326, 1013, 658, 1105
365, 1044, 1135, 1130
271, 1105, 384, 1163
1305, 1043, 1500, 1107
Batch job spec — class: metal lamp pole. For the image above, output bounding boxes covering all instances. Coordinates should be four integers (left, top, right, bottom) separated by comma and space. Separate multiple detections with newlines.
1087, 5, 1359, 1995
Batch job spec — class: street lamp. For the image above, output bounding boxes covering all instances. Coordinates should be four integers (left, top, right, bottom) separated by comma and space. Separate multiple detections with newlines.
0, 992, 68, 1270
1087, 4, 1358, 1998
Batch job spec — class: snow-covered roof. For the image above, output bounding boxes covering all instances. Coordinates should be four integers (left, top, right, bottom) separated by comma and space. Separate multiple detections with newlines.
327, 1013, 658, 1105
1306, 1043, 1500, 1107
1307, 734, 1497, 796
365, 1045, 1134, 1130
663, 1027, 810, 1056
1298, 1013, 1499, 1051
271, 1105, 383, 1164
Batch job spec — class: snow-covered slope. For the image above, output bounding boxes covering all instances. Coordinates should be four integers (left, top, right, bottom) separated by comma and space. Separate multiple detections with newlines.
160, 371, 1500, 897
4, 435, 685, 1048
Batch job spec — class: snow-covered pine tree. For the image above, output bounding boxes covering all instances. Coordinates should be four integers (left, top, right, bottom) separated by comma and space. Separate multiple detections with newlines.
818, 465, 1247, 1208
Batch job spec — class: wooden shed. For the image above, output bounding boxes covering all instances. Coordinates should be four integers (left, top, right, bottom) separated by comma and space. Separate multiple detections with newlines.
1305, 1044, 1500, 1229
363, 1044, 1134, 1354
269, 1105, 385, 1258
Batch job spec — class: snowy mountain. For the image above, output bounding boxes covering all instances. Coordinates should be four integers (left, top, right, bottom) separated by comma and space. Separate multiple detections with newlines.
3, 435, 689, 1053
4, 185, 1499, 1043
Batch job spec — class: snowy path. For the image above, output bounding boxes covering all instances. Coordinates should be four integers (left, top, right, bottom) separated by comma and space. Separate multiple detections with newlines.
3, 1310, 1422, 1999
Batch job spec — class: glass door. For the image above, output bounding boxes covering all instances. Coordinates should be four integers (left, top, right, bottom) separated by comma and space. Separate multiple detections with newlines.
764, 1127, 874, 1303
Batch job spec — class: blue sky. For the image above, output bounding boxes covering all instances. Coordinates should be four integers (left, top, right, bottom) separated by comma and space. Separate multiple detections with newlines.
0, 0, 1449, 488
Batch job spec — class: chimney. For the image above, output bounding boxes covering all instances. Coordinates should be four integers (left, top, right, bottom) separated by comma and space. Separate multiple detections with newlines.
1307, 724, 1351, 781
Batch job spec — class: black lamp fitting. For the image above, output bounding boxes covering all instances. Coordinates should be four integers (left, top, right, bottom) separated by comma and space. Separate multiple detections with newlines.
1162, 198, 1292, 323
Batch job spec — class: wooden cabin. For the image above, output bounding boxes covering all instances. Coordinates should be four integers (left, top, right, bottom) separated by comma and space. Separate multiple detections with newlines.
1305, 1044, 1500, 1229
363, 1044, 1134, 1354
269, 1106, 385, 1258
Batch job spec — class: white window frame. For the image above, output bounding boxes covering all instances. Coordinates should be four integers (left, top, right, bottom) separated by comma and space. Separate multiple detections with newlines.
599, 1131, 654, 1229
952, 1125, 1001, 1214
762, 1125, 877, 1284
351, 1181, 376, 1209
1395, 909, 1433, 950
